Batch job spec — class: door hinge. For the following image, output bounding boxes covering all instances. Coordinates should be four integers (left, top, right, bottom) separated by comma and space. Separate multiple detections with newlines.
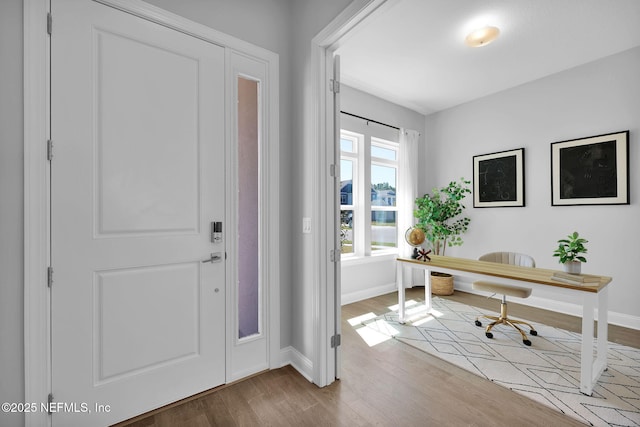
331, 334, 341, 348
330, 249, 339, 263
329, 79, 340, 94
329, 164, 335, 177
47, 140, 53, 161
47, 267, 53, 288
47, 12, 52, 36
47, 393, 53, 414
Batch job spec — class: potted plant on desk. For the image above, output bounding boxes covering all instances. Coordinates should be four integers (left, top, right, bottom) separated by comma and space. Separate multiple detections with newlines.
414, 178, 471, 295
553, 231, 588, 274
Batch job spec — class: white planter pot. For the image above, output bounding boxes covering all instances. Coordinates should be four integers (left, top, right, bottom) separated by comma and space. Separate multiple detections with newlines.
563, 261, 582, 274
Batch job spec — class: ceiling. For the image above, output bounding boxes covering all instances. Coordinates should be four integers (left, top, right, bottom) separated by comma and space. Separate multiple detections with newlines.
335, 0, 640, 116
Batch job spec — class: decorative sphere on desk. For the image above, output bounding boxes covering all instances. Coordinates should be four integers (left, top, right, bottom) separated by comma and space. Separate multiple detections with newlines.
405, 227, 427, 260
405, 227, 426, 246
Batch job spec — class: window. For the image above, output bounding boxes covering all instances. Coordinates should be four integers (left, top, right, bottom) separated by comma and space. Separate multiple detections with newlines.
370, 138, 398, 252
340, 132, 358, 255
340, 129, 398, 258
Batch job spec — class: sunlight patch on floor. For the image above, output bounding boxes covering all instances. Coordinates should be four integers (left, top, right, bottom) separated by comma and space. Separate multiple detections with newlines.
410, 309, 443, 326
349, 299, 445, 346
390, 299, 445, 326
387, 299, 419, 312
347, 312, 377, 326
355, 319, 398, 347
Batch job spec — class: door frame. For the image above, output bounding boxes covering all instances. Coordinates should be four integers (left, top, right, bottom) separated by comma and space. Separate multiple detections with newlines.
24, 1, 280, 425
310, 0, 390, 387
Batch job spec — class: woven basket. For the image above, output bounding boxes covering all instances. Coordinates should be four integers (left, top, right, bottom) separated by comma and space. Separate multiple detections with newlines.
431, 272, 454, 296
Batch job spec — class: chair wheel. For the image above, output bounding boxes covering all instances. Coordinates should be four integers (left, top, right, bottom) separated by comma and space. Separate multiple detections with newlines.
523, 339, 531, 346
530, 330, 538, 336
485, 332, 493, 339
475, 320, 482, 327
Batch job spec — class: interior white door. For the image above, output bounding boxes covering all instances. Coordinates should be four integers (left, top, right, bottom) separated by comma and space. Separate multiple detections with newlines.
331, 53, 342, 380
50, 1, 225, 425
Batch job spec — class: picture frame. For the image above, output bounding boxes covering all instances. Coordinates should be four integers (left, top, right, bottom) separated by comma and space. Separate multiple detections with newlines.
551, 131, 629, 206
473, 148, 525, 208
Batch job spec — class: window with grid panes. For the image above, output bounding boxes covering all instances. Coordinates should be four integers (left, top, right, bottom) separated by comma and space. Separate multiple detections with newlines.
340, 129, 398, 257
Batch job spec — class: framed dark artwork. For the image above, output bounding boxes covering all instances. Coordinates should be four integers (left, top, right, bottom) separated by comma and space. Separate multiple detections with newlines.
473, 148, 525, 208
551, 131, 629, 206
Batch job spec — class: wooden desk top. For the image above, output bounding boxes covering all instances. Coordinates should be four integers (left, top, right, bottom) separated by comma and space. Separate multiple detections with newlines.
398, 255, 612, 293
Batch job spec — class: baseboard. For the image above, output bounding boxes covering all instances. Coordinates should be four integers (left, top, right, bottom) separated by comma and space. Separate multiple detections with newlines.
454, 278, 640, 331
279, 346, 313, 382
282, 282, 399, 384
341, 282, 397, 306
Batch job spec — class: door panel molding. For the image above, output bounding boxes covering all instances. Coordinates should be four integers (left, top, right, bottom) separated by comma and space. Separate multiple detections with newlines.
24, 1, 279, 425
93, 26, 202, 237
93, 262, 201, 384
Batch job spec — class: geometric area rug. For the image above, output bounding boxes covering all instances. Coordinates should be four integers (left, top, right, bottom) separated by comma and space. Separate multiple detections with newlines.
351, 297, 640, 427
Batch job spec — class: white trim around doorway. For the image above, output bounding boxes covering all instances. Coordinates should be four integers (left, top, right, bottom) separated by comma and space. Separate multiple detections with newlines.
309, 0, 391, 388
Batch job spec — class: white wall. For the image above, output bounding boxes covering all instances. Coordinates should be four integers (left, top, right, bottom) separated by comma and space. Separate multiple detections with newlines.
340, 85, 426, 304
425, 47, 640, 325
0, 2, 25, 427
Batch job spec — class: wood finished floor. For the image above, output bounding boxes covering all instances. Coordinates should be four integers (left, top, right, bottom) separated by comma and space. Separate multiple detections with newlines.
117, 289, 639, 427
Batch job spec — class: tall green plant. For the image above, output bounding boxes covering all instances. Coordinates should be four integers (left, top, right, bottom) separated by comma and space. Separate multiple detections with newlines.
414, 178, 471, 255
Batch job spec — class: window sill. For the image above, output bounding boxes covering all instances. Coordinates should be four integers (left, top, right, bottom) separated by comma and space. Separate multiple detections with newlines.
340, 251, 397, 266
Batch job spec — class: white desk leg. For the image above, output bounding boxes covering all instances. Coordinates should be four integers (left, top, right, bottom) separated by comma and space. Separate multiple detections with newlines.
425, 268, 432, 313
581, 293, 596, 396
397, 261, 406, 323
594, 286, 609, 383
597, 287, 609, 365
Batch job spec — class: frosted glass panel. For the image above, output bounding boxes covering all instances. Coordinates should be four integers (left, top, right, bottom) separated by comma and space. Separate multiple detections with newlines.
238, 77, 260, 339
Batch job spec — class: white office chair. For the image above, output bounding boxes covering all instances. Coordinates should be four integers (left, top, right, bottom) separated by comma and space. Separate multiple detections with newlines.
473, 252, 538, 346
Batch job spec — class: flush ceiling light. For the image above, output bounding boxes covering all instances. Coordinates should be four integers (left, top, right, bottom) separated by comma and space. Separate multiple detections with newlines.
465, 26, 500, 47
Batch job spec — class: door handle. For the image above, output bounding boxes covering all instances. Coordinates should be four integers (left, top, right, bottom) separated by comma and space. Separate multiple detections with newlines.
202, 252, 223, 263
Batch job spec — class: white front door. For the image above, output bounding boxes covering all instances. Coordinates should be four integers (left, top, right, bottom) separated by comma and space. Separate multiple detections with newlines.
50, 1, 225, 425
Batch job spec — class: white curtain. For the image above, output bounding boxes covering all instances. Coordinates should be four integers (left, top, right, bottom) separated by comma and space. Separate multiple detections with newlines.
397, 128, 420, 258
